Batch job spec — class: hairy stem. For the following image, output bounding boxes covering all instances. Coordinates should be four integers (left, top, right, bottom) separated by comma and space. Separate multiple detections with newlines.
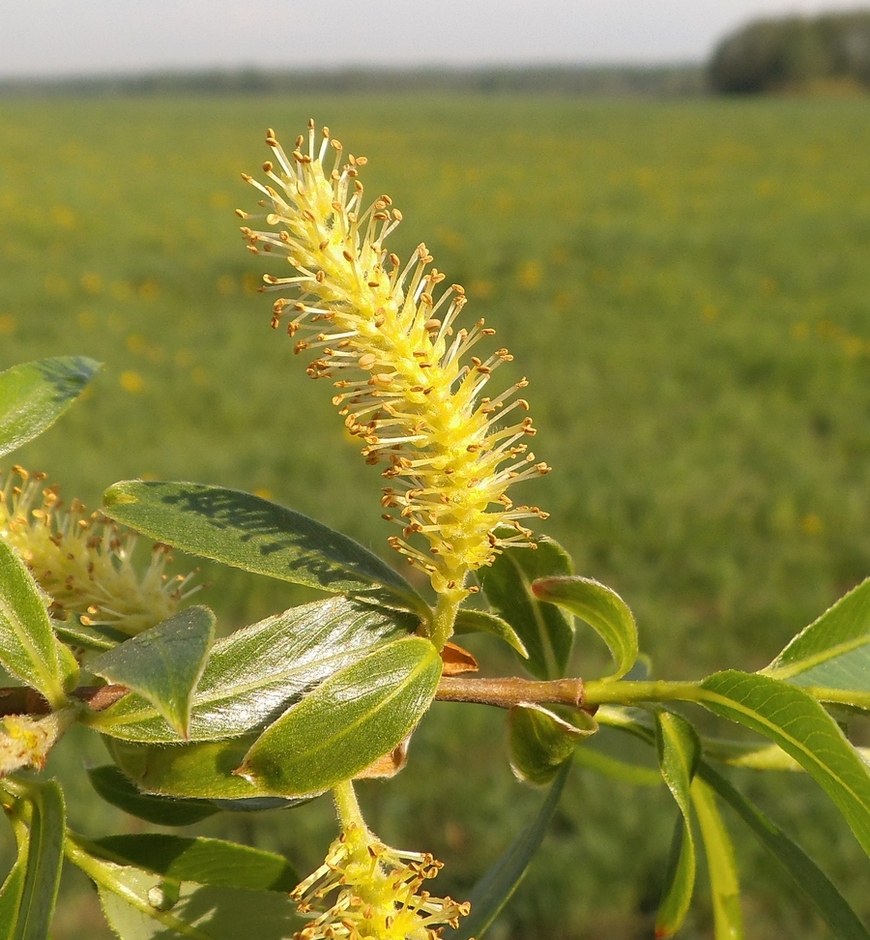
332, 779, 367, 834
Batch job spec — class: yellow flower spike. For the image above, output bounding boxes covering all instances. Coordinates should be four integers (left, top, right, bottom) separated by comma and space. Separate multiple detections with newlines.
241, 120, 550, 606
290, 823, 470, 940
0, 466, 199, 636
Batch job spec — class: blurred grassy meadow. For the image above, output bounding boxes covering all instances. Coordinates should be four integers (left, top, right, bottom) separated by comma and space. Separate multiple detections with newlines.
2, 93, 870, 937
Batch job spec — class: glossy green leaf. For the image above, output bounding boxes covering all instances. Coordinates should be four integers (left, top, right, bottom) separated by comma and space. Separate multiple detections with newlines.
104, 736, 314, 802
699, 762, 870, 940
103, 480, 423, 611
531, 575, 638, 680
443, 762, 571, 940
654, 711, 700, 938
0, 357, 100, 458
92, 596, 416, 743
453, 608, 528, 658
90, 835, 298, 892
478, 537, 574, 680
238, 636, 442, 795
508, 703, 597, 785
91, 859, 300, 940
0, 539, 75, 707
87, 765, 219, 827
91, 607, 215, 738
698, 671, 870, 855
690, 777, 744, 940
765, 577, 870, 703
6, 781, 66, 940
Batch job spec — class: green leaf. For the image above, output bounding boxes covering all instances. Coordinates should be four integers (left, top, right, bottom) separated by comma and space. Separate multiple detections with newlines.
91, 607, 215, 739
531, 575, 638, 680
443, 762, 571, 940
765, 577, 870, 702
103, 480, 423, 611
89, 859, 300, 940
572, 746, 663, 786
86, 765, 219, 827
0, 357, 100, 458
698, 671, 870, 855
508, 703, 597, 785
90, 835, 298, 892
699, 762, 870, 940
92, 596, 416, 743
0, 539, 76, 707
453, 608, 528, 658
690, 777, 744, 940
478, 537, 574, 680
104, 736, 315, 802
238, 636, 442, 796
5, 781, 66, 940
0, 822, 27, 940
52, 618, 119, 652
654, 711, 700, 938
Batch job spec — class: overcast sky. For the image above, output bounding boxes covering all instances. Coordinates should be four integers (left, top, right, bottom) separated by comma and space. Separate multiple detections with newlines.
0, 0, 863, 78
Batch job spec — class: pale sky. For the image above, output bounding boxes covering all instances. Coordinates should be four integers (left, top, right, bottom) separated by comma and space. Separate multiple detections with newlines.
0, 0, 863, 78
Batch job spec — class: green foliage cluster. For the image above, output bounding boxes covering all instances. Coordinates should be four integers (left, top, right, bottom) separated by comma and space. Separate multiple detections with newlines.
709, 10, 870, 94
1, 96, 870, 938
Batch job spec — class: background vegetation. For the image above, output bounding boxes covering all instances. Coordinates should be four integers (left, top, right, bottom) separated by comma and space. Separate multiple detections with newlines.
709, 9, 870, 94
2, 93, 870, 938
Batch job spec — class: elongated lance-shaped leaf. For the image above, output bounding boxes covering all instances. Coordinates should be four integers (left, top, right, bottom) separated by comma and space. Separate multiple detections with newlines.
238, 636, 441, 795
453, 608, 528, 658
2, 780, 66, 940
654, 711, 701, 938
86, 765, 219, 827
103, 480, 424, 611
698, 762, 870, 940
0, 819, 27, 940
532, 575, 638, 680
698, 671, 870, 855
89, 834, 298, 892
0, 357, 100, 458
508, 703, 597, 785
478, 537, 574, 680
443, 761, 571, 940
764, 577, 870, 702
572, 746, 663, 787
91, 607, 215, 739
690, 777, 744, 940
104, 735, 319, 803
91, 596, 417, 743
0, 538, 76, 706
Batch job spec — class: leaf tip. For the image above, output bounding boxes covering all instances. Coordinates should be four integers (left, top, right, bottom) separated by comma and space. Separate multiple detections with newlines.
102, 483, 138, 508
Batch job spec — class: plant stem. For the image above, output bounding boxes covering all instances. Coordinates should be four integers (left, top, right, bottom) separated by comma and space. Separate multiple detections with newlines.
429, 589, 463, 650
583, 679, 703, 706
436, 676, 586, 709
332, 779, 367, 834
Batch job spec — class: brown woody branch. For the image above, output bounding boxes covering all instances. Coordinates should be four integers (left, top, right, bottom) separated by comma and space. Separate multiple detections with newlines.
436, 676, 587, 711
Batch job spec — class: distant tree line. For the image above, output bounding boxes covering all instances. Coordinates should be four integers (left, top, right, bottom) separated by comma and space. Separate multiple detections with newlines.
709, 9, 870, 93
0, 65, 705, 99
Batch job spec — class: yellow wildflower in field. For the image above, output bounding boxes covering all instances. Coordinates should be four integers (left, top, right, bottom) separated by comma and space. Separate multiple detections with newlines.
0, 466, 197, 635
291, 823, 469, 940
240, 120, 549, 600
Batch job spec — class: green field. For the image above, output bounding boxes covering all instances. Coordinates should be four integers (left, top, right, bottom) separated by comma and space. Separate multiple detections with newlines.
2, 93, 870, 938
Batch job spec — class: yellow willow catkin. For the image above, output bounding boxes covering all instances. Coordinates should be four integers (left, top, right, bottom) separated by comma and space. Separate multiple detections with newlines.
290, 823, 469, 940
0, 466, 199, 635
240, 120, 550, 599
